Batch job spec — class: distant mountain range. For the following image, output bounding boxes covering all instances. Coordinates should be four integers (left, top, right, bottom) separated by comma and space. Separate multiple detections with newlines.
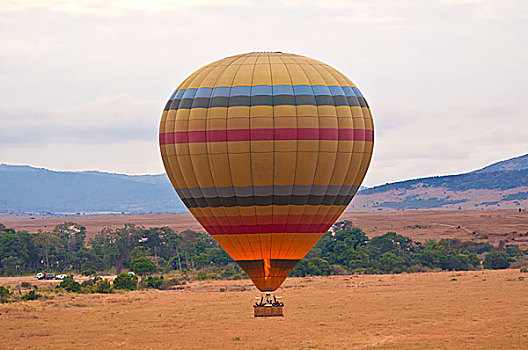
0, 164, 186, 215
348, 154, 528, 211
1, 154, 527, 215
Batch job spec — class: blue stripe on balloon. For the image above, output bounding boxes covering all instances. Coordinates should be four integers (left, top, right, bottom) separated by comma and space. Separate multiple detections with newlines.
169, 85, 362, 101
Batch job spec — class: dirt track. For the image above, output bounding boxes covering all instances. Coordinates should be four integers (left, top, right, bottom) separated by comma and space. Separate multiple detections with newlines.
3, 209, 527, 247
1, 269, 527, 349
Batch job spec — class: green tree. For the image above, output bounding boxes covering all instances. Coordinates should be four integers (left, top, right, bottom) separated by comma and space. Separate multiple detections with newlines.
483, 252, 512, 270
131, 257, 156, 276
33, 232, 61, 271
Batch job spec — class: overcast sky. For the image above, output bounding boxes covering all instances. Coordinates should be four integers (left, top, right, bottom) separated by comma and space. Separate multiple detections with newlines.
0, 0, 526, 187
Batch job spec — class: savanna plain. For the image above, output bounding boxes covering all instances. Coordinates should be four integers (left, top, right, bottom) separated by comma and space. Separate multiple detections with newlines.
1, 269, 527, 349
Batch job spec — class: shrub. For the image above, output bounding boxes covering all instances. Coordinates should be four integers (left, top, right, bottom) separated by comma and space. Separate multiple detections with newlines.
520, 266, 528, 273
57, 277, 81, 292
91, 279, 112, 293
131, 257, 156, 276
21, 282, 32, 289
0, 286, 9, 303
21, 290, 42, 301
483, 252, 512, 270
146, 276, 164, 289
113, 273, 138, 290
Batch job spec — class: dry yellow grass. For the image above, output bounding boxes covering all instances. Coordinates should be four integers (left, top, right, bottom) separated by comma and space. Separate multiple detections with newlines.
1, 269, 527, 349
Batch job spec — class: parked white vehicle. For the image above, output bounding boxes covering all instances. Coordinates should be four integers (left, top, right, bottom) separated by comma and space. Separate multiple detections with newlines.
36, 272, 44, 280
55, 274, 68, 280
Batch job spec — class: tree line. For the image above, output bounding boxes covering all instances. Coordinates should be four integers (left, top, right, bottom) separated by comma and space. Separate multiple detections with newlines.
0, 221, 525, 278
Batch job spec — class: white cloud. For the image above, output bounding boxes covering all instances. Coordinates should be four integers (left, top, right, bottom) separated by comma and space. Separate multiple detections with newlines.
0, 0, 526, 186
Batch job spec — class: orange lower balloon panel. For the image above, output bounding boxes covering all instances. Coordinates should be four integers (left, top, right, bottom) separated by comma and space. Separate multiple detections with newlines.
236, 259, 300, 292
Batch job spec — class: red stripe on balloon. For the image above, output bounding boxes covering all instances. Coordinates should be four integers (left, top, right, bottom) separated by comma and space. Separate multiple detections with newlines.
202, 223, 334, 235
194, 214, 334, 226
159, 128, 373, 145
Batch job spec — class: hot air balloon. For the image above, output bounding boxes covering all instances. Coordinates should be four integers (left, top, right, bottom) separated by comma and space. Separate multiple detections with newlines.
159, 52, 373, 316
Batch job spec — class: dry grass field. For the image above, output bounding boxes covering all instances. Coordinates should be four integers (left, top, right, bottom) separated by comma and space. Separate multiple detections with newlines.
1, 269, 527, 349
3, 209, 528, 247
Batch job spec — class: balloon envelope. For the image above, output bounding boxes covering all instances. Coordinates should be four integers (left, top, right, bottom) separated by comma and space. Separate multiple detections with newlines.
159, 52, 373, 291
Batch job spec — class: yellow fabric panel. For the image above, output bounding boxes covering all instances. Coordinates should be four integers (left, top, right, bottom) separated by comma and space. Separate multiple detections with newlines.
207, 118, 227, 130
252, 65, 272, 86
297, 140, 319, 152
275, 140, 297, 152
255, 54, 269, 65
329, 152, 352, 186
251, 140, 274, 153
297, 116, 319, 129
188, 142, 207, 155
293, 151, 318, 186
216, 62, 241, 87
316, 64, 341, 86
273, 105, 296, 117
164, 155, 186, 189
319, 117, 338, 129
251, 152, 273, 186
249, 105, 273, 118
189, 108, 208, 121
318, 106, 338, 117
250, 117, 273, 129
188, 118, 206, 131
165, 109, 178, 124
274, 152, 296, 186
227, 106, 250, 118
336, 106, 353, 118
338, 116, 353, 129
270, 61, 292, 85
227, 116, 249, 130
228, 152, 253, 187
319, 140, 338, 153
227, 141, 250, 154
232, 60, 255, 86
300, 64, 326, 85
176, 155, 199, 188
190, 154, 214, 188
296, 105, 319, 118
274, 116, 296, 129
174, 118, 188, 131
175, 143, 189, 156
342, 152, 365, 187
206, 141, 227, 155
208, 153, 232, 187
208, 107, 229, 119
284, 63, 311, 85
312, 152, 338, 186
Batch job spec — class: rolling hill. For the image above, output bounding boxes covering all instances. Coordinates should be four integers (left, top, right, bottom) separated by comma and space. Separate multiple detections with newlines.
348, 154, 528, 211
1, 153, 527, 215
